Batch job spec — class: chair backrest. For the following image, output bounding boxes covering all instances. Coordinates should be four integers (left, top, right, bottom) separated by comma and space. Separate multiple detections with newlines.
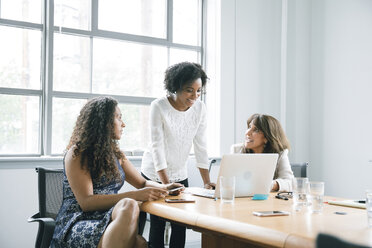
36, 167, 64, 219
316, 233, 369, 248
290, 162, 308, 178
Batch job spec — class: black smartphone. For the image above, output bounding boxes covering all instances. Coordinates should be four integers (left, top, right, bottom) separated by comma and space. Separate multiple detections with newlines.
252, 211, 290, 217
165, 199, 195, 203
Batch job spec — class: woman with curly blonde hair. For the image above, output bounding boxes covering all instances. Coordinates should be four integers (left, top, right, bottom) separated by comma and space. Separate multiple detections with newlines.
51, 96, 182, 248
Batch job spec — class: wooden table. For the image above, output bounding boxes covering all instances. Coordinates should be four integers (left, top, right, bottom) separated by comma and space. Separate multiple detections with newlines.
141, 193, 372, 248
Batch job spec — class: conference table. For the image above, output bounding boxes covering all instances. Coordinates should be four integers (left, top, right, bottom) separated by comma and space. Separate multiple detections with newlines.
140, 192, 372, 248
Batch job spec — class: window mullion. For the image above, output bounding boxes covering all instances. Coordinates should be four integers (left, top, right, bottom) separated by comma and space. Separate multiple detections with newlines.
43, 0, 55, 156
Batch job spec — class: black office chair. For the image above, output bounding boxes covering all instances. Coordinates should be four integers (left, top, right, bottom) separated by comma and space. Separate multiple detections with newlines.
28, 167, 64, 248
316, 233, 371, 248
290, 162, 308, 177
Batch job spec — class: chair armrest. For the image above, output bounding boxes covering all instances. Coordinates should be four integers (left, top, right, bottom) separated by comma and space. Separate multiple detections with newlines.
28, 213, 55, 224
28, 213, 56, 248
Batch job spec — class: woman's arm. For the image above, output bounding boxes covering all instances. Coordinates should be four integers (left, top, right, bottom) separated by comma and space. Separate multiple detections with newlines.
123, 158, 166, 188
150, 101, 168, 173
65, 149, 168, 212
122, 158, 182, 192
198, 168, 216, 189
273, 149, 294, 192
193, 103, 214, 188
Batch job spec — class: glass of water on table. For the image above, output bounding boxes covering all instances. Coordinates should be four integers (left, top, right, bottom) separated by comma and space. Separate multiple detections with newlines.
292, 177, 309, 211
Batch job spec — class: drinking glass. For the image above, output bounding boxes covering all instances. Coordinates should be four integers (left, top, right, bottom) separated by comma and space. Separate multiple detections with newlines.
308, 181, 325, 213
366, 189, 372, 227
219, 176, 235, 204
292, 177, 309, 211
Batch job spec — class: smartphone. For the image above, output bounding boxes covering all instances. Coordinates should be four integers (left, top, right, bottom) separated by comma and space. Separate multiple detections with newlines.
168, 186, 184, 193
252, 211, 290, 217
165, 199, 195, 203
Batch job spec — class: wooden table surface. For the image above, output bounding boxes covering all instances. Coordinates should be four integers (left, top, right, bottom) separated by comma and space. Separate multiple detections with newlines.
141, 192, 372, 248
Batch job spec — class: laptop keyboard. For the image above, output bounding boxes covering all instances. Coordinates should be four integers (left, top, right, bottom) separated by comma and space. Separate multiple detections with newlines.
185, 187, 215, 198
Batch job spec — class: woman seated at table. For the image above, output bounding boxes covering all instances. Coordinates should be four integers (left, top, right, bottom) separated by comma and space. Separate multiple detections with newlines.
51, 96, 182, 248
231, 113, 294, 192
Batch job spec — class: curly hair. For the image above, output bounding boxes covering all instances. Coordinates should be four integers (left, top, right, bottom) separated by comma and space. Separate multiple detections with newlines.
164, 62, 208, 94
243, 114, 290, 154
66, 96, 125, 181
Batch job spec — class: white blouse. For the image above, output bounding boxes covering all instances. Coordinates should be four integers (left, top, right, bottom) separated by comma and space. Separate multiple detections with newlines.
230, 144, 294, 192
141, 97, 209, 182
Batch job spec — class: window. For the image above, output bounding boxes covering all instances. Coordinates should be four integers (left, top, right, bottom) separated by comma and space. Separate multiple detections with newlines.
0, 0, 204, 156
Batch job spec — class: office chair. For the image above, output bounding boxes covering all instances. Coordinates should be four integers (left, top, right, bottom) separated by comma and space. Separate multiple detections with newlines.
316, 233, 370, 248
28, 167, 64, 248
290, 162, 308, 177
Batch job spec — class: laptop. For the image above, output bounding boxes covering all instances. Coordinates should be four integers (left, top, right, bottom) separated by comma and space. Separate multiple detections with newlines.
186, 153, 279, 198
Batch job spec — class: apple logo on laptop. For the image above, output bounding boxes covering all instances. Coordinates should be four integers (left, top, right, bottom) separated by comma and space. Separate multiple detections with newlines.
244, 172, 252, 180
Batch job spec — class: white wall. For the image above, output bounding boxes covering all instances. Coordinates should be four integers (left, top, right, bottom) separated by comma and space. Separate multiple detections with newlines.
220, 0, 372, 198
220, 0, 284, 155
309, 0, 372, 197
0, 169, 38, 247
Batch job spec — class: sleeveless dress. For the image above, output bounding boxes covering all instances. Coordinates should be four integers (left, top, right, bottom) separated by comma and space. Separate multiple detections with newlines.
51, 158, 125, 247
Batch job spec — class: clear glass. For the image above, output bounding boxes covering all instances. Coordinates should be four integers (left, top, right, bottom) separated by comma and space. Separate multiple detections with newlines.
366, 189, 372, 228
219, 176, 235, 204
51, 98, 87, 154
173, 0, 201, 46
169, 48, 199, 66
0, 0, 42, 23
118, 103, 150, 151
99, 0, 166, 38
92, 38, 167, 97
53, 33, 91, 92
0, 26, 41, 89
0, 94, 40, 154
292, 177, 309, 211
54, 0, 91, 30
308, 181, 325, 214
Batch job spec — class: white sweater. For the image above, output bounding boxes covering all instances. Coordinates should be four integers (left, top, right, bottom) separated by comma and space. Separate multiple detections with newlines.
230, 144, 294, 192
141, 97, 209, 182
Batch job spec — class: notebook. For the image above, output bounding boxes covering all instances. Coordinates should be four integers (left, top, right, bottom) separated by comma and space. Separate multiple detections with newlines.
186, 153, 279, 198
327, 199, 366, 209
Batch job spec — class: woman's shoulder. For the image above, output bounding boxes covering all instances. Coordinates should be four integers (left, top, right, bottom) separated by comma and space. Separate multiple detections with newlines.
152, 96, 167, 105
279, 149, 289, 156
230, 143, 244, 154
151, 96, 170, 110
64, 146, 80, 164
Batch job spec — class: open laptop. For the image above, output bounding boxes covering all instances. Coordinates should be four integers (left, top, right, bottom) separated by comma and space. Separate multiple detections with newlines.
186, 153, 279, 198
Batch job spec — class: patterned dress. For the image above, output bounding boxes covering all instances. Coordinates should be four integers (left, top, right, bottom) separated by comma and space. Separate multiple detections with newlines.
51, 159, 125, 248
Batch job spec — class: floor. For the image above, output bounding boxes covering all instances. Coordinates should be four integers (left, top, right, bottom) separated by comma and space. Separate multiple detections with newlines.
142, 220, 202, 248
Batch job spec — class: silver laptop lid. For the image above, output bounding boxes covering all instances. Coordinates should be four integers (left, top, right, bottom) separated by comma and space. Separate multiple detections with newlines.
214, 153, 279, 198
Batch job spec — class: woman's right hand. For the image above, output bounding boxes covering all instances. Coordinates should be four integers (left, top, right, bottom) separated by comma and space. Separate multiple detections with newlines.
135, 187, 168, 202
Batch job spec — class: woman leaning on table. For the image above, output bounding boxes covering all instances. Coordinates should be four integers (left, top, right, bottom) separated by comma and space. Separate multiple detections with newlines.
231, 113, 294, 192
50, 96, 182, 248
141, 62, 215, 248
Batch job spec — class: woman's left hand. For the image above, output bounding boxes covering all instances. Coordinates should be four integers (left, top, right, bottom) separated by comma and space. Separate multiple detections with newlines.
204, 182, 216, 190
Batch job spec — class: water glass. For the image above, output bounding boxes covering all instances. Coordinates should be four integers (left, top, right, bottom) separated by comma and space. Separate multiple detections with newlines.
219, 176, 235, 203
366, 190, 372, 228
308, 181, 325, 213
292, 177, 309, 211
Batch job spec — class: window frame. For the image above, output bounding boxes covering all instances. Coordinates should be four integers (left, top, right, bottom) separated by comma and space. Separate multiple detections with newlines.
0, 0, 206, 158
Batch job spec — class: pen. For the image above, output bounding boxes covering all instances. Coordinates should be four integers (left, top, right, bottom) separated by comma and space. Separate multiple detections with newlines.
275, 195, 288, 200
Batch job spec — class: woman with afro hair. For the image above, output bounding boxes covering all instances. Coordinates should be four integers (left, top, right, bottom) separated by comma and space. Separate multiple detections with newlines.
141, 62, 215, 248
